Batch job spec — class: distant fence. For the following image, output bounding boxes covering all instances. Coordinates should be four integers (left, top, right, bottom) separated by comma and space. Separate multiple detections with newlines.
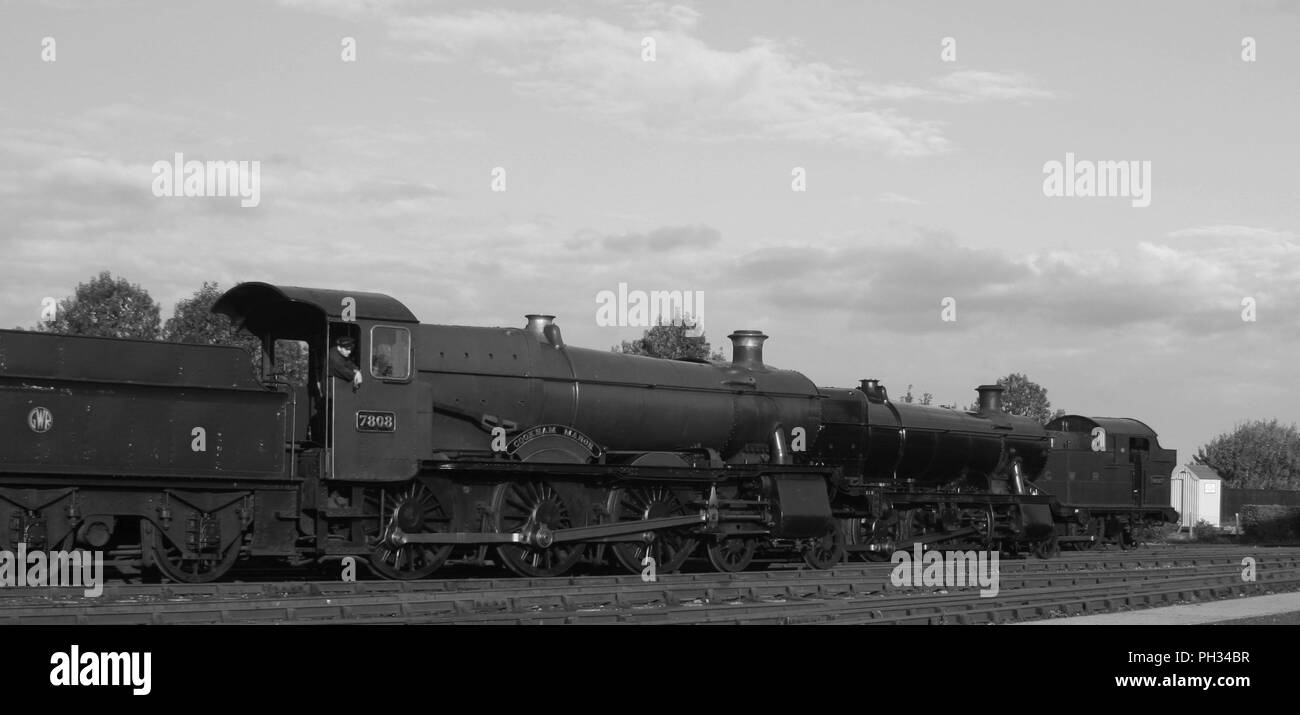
1221, 488, 1300, 541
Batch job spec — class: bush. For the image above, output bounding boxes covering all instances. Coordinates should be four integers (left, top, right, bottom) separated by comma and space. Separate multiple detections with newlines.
1145, 522, 1183, 543
1192, 519, 1233, 543
1240, 505, 1300, 543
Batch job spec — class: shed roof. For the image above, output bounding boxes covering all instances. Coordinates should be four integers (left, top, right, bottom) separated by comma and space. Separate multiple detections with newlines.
1185, 463, 1222, 481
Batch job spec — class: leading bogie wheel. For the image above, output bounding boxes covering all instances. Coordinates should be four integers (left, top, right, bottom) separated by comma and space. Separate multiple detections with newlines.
705, 536, 756, 573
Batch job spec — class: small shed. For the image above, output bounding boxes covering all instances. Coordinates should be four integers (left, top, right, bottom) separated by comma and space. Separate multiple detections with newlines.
1170, 464, 1223, 528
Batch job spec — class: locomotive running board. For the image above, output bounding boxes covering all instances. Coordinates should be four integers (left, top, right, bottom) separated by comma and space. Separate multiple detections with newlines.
388, 512, 710, 547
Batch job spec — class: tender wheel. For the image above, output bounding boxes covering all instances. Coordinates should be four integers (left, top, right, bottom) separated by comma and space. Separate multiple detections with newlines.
493, 480, 586, 578
706, 536, 756, 573
0, 504, 19, 551
802, 525, 846, 569
607, 487, 698, 575
145, 521, 241, 583
365, 483, 453, 580
1033, 534, 1061, 559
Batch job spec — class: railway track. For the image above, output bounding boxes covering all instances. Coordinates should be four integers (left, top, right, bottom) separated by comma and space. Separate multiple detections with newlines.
3, 546, 1298, 625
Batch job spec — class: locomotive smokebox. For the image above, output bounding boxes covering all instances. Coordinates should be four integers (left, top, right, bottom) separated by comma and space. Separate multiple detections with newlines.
976, 384, 1005, 414
728, 330, 768, 368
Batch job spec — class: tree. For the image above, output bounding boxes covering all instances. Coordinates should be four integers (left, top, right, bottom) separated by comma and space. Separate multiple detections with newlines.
616, 321, 724, 361
38, 271, 161, 340
1195, 419, 1300, 490
164, 282, 255, 347
164, 281, 308, 386
899, 384, 933, 405
967, 373, 1063, 423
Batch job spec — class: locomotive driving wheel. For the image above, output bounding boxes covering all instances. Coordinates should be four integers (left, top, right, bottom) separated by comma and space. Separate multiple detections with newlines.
492, 480, 586, 578
144, 521, 242, 584
802, 525, 846, 569
706, 536, 757, 573
365, 482, 453, 580
607, 487, 698, 575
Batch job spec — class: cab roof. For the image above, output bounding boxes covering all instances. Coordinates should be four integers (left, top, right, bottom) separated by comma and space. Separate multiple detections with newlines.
1046, 415, 1159, 439
213, 282, 418, 335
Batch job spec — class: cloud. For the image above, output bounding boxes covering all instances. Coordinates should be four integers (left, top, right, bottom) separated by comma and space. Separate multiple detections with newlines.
277, 5, 1056, 157
0, 99, 478, 330
723, 226, 1300, 338
351, 178, 447, 204
567, 223, 722, 252
275, 0, 415, 20
929, 70, 1057, 103
370, 8, 963, 156
640, 2, 703, 30
5, 96, 1289, 350
1241, 0, 1300, 15
1167, 225, 1295, 241
877, 192, 922, 205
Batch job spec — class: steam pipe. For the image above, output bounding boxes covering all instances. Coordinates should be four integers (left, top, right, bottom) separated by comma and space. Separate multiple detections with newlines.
770, 426, 791, 466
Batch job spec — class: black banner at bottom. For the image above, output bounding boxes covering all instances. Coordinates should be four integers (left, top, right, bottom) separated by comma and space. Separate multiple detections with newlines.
0, 624, 1288, 703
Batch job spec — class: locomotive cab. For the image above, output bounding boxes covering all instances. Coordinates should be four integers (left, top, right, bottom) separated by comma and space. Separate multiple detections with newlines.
213, 283, 426, 481
1042, 415, 1178, 546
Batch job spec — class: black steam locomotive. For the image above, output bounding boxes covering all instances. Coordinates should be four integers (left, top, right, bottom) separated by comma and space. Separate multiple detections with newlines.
0, 283, 1176, 582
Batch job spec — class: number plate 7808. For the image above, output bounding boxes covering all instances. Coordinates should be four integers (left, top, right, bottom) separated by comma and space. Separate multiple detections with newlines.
356, 411, 396, 432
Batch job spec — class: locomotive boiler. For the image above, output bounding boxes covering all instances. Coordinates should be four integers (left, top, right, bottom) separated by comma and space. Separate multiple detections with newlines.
0, 281, 1179, 582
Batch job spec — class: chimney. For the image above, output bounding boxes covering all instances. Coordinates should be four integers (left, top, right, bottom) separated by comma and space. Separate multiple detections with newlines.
524, 314, 554, 338
524, 315, 564, 347
976, 384, 1005, 414
859, 378, 888, 402
728, 330, 768, 368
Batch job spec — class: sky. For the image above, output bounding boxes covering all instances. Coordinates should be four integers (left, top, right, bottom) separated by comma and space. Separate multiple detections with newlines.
1, 0, 1297, 462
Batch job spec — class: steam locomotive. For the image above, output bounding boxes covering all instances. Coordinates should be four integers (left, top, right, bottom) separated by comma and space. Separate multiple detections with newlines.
0, 283, 1176, 582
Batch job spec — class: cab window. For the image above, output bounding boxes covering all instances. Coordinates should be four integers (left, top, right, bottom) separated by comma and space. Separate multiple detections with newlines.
370, 326, 411, 380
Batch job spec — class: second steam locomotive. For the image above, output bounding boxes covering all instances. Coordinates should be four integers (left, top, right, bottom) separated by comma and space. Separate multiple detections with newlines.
0, 282, 1176, 581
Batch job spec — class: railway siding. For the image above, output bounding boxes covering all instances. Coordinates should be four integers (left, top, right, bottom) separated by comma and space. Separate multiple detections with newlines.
3, 546, 1297, 625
